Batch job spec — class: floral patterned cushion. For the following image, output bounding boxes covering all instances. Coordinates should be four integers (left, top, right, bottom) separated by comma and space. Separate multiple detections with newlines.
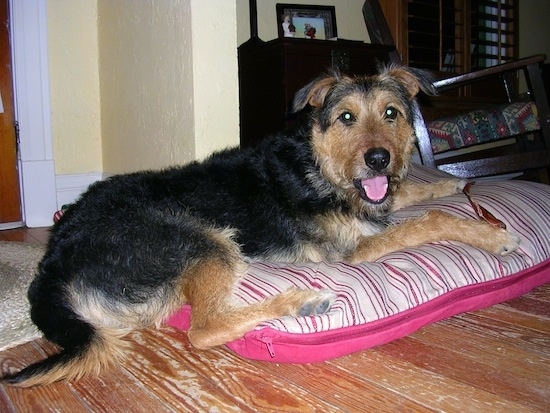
426, 101, 540, 154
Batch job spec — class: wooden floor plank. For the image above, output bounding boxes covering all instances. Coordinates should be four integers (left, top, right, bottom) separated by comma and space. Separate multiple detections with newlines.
0, 388, 15, 413
499, 295, 550, 318
381, 336, 549, 411
0, 341, 89, 413
250, 355, 437, 412
68, 366, 175, 413
414, 310, 550, 362
522, 283, 550, 301
0, 227, 50, 244
474, 303, 550, 334
142, 327, 344, 412
331, 343, 542, 413
0, 339, 52, 378
1, 384, 89, 413
122, 328, 254, 413
1, 340, 104, 412
450, 312, 550, 357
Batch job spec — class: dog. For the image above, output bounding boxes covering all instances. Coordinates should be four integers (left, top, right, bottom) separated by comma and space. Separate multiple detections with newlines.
2, 65, 519, 387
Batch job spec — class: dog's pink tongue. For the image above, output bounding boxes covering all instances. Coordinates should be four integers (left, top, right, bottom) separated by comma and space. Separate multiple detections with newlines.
362, 176, 388, 201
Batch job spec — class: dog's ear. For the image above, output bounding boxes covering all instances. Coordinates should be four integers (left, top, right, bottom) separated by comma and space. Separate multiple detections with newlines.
381, 65, 437, 98
292, 73, 339, 112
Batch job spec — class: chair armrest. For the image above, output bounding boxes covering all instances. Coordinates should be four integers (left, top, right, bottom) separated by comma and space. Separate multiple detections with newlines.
433, 55, 546, 92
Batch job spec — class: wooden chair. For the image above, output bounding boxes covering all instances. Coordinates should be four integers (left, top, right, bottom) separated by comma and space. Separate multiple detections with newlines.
414, 55, 550, 182
363, 0, 550, 182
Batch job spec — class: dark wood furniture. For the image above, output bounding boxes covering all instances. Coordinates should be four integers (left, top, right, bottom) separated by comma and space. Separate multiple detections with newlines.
238, 38, 393, 147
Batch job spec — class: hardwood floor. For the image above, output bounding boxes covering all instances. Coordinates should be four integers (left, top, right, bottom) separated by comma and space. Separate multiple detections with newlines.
1, 228, 549, 412
0, 226, 50, 244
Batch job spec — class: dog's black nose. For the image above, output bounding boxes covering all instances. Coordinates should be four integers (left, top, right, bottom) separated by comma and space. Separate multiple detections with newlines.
364, 148, 390, 171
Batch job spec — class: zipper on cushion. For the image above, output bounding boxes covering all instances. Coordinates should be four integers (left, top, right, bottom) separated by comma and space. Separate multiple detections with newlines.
258, 335, 276, 357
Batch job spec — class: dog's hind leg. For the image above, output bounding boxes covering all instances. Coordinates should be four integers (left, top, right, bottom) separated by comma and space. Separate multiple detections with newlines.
347, 210, 519, 263
181, 257, 335, 350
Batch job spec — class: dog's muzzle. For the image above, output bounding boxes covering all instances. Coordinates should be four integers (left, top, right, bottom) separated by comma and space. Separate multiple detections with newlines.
353, 148, 391, 204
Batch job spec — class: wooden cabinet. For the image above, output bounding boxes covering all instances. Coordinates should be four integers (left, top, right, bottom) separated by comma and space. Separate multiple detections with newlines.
238, 38, 393, 147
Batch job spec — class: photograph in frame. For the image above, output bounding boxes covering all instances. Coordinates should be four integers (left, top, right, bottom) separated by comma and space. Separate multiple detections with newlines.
276, 4, 337, 40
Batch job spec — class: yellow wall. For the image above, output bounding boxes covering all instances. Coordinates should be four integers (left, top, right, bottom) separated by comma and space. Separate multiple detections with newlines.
98, 0, 239, 174
97, 0, 195, 174
519, 0, 550, 59
190, 0, 240, 160
48, 0, 238, 176
47, 0, 102, 175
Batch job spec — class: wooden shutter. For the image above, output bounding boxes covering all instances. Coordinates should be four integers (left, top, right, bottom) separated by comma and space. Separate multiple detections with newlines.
470, 0, 518, 69
380, 0, 518, 73
407, 0, 468, 73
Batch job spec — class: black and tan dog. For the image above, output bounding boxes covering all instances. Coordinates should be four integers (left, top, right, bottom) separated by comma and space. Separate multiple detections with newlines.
3, 65, 519, 387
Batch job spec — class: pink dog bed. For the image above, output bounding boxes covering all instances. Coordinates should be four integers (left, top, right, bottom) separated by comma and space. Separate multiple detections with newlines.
167, 164, 550, 363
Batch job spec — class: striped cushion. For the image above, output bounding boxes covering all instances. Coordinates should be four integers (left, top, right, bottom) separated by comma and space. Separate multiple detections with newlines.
167, 164, 550, 362
426, 101, 540, 154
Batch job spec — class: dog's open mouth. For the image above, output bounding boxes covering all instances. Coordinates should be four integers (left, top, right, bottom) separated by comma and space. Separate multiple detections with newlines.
353, 176, 389, 204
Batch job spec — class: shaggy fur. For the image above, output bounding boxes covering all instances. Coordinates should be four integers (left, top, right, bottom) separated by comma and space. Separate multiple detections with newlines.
2, 65, 519, 387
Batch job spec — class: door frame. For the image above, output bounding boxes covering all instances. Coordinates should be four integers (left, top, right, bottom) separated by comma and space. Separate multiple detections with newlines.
10, 0, 57, 227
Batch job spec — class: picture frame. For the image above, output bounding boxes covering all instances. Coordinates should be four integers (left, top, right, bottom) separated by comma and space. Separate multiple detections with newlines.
276, 4, 337, 40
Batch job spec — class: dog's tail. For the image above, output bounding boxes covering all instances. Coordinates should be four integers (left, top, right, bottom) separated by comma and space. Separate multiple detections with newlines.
2, 315, 128, 387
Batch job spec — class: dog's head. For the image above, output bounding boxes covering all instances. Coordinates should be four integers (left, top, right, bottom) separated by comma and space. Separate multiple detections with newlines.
293, 65, 435, 215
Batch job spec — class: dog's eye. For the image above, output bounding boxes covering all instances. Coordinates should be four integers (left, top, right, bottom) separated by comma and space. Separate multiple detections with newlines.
384, 107, 399, 121
338, 111, 355, 124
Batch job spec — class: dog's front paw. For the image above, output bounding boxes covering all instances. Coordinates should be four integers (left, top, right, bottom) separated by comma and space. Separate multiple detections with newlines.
485, 229, 520, 255
497, 231, 520, 255
440, 178, 469, 195
455, 179, 469, 192
421, 179, 470, 201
